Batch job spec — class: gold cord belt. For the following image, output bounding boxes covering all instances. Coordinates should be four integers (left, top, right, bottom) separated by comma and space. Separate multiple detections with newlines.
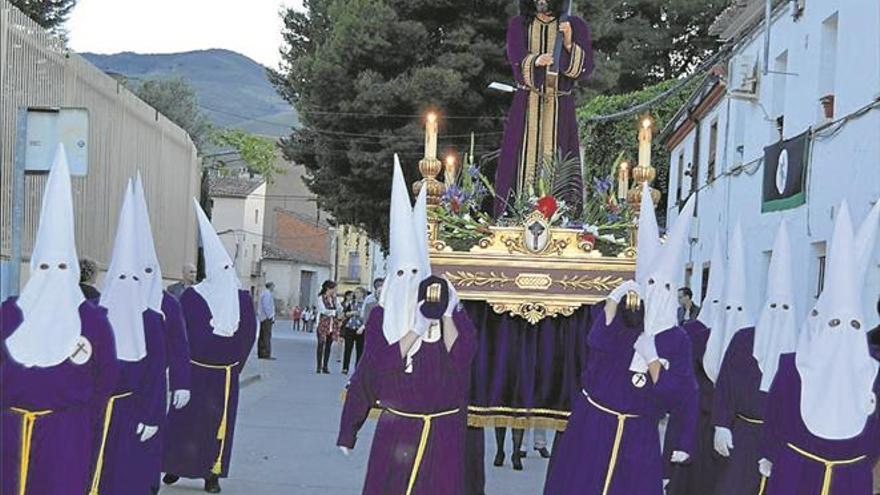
736, 413, 764, 425
383, 406, 460, 495
191, 360, 240, 474
583, 391, 639, 495
757, 475, 768, 495
516, 84, 573, 97
89, 392, 133, 495
9, 407, 53, 495
786, 443, 867, 495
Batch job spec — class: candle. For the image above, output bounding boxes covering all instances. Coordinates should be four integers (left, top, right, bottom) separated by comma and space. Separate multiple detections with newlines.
425, 113, 438, 160
618, 160, 629, 200
444, 155, 458, 185
638, 116, 653, 169
469, 132, 475, 166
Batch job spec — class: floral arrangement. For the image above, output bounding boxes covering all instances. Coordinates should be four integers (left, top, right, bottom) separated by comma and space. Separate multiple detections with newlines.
433, 141, 633, 256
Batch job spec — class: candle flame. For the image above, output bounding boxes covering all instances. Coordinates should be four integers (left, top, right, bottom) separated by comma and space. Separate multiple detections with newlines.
445, 155, 455, 166
427, 112, 437, 123
641, 117, 653, 129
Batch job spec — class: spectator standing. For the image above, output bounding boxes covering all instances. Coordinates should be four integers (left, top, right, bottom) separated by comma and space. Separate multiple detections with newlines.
291, 305, 303, 332
677, 286, 700, 325
341, 288, 366, 374
167, 263, 197, 299
257, 282, 276, 359
315, 281, 339, 373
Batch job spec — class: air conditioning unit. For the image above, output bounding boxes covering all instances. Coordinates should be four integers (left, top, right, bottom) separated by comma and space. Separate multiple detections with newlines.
728, 54, 759, 100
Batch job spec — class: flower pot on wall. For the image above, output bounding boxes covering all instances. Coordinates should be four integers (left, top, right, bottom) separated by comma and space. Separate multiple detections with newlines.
820, 94, 835, 120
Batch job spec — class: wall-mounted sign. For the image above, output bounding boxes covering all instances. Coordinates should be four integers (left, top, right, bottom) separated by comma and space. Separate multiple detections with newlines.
25, 107, 89, 175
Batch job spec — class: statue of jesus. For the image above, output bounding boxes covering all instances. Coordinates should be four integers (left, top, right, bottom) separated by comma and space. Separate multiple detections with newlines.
493, 0, 594, 217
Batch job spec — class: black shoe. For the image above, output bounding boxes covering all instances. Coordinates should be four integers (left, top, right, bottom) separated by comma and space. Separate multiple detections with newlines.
493, 451, 505, 467
535, 447, 551, 459
162, 474, 179, 485
322, 368, 330, 374
204, 475, 221, 493
342, 369, 349, 375
316, 368, 322, 374
519, 450, 527, 458
512, 452, 524, 471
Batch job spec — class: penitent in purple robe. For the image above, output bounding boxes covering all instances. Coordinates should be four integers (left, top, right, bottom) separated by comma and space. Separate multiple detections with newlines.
90, 309, 167, 494
1, 298, 119, 495
148, 291, 192, 490
543, 311, 699, 495
338, 307, 477, 494
162, 288, 256, 479
665, 320, 723, 495
762, 352, 880, 495
494, 15, 594, 216
711, 327, 767, 495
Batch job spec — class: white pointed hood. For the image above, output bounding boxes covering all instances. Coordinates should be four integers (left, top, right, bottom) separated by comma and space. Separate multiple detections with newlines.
796, 201, 878, 439
753, 220, 798, 392
133, 173, 164, 313
635, 182, 661, 286
699, 230, 728, 382
631, 195, 695, 372
192, 199, 241, 337
855, 199, 879, 288
380, 155, 425, 345
101, 181, 148, 362
705, 222, 753, 382
6, 145, 84, 367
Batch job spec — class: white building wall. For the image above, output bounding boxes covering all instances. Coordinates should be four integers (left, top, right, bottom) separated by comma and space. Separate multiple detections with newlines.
262, 260, 331, 313
666, 0, 880, 329
209, 183, 267, 294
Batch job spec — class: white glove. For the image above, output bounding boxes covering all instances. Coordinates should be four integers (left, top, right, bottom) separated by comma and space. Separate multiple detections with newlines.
758, 458, 772, 478
136, 423, 158, 442
172, 389, 191, 409
444, 281, 460, 317
670, 451, 690, 463
633, 332, 659, 365
713, 426, 734, 457
609, 280, 641, 303
339, 446, 351, 456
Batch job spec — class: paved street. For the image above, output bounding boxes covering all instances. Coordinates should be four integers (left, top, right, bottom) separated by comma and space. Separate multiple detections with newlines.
161, 320, 552, 494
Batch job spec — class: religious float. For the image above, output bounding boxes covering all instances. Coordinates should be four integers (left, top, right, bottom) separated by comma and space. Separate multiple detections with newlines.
413, 112, 661, 430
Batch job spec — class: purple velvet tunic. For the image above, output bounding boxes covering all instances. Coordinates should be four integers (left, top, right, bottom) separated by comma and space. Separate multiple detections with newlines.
665, 319, 723, 495
763, 352, 880, 495
543, 312, 698, 495
91, 309, 167, 494
162, 288, 256, 479
1, 298, 119, 495
710, 326, 767, 495
338, 307, 477, 494
494, 15, 594, 216
149, 292, 191, 489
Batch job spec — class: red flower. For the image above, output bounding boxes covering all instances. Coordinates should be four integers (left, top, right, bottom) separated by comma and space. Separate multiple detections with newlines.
450, 197, 461, 214
579, 232, 596, 245
535, 195, 558, 219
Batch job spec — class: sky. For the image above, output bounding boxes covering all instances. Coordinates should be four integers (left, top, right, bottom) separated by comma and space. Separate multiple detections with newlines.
67, 0, 304, 69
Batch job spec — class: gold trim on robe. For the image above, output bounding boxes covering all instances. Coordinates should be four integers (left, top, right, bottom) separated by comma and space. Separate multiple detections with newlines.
518, 18, 559, 197
9, 407, 53, 495
383, 407, 461, 495
564, 43, 586, 79
786, 443, 867, 495
191, 359, 241, 475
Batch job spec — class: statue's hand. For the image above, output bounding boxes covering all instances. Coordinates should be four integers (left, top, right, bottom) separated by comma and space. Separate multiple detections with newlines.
536, 53, 554, 67
559, 21, 573, 49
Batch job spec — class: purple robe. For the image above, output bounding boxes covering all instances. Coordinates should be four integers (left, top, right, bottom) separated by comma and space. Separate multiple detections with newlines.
710, 326, 766, 494
149, 292, 191, 489
337, 307, 477, 494
665, 320, 723, 494
494, 14, 594, 216
763, 352, 880, 495
1, 298, 119, 495
91, 309, 167, 494
543, 311, 698, 495
162, 288, 256, 479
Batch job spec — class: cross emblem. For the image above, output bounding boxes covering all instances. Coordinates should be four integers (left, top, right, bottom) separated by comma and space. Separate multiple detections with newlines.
528, 222, 546, 251
71, 342, 88, 359
631, 373, 647, 389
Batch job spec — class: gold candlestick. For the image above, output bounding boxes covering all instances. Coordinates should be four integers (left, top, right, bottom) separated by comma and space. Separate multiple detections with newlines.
413, 112, 446, 206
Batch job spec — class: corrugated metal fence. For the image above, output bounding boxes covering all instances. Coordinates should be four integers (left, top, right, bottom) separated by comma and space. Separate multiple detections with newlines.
0, 0, 200, 282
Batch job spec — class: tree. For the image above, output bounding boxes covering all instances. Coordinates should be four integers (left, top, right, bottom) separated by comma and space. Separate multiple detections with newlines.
134, 76, 213, 151
11, 0, 76, 35
583, 0, 726, 94
212, 129, 285, 182
270, 0, 726, 245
